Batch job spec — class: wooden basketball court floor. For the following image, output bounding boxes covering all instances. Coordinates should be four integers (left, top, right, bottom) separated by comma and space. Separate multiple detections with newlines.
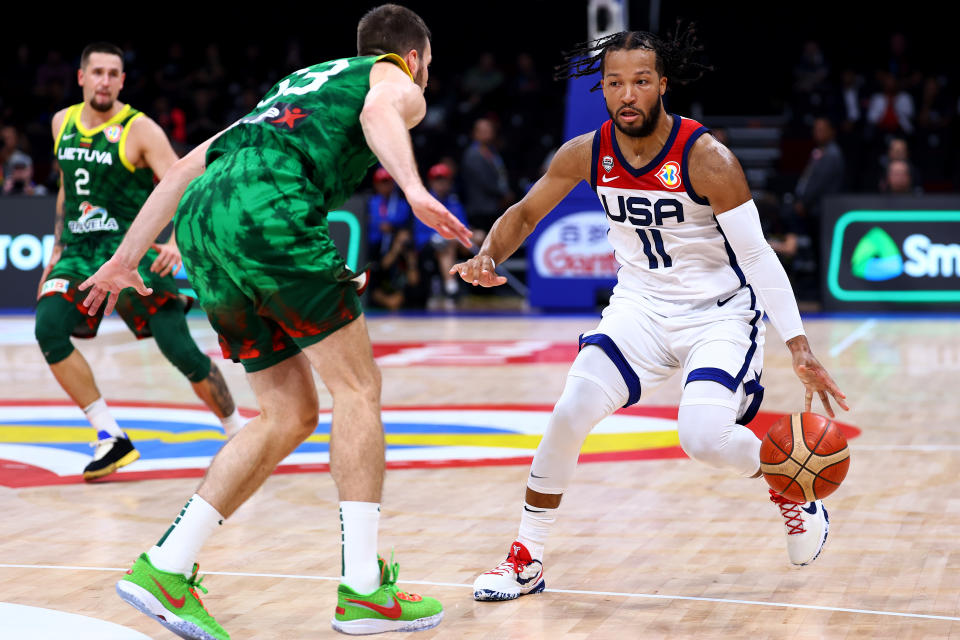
1, 311, 959, 639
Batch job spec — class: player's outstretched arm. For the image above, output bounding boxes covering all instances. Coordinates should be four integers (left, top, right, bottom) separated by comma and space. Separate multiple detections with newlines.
451, 133, 591, 287
38, 111, 69, 299
362, 62, 472, 247
79, 131, 221, 315
690, 135, 849, 415
129, 115, 184, 277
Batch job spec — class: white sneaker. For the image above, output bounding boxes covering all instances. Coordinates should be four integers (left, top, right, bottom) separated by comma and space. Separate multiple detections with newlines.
769, 489, 829, 566
473, 541, 546, 601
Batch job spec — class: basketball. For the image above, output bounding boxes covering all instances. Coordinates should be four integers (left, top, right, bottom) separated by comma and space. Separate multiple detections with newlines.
760, 412, 850, 504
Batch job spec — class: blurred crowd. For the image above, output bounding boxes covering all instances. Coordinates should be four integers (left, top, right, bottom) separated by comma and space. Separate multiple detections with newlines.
753, 32, 958, 301
1, 31, 956, 308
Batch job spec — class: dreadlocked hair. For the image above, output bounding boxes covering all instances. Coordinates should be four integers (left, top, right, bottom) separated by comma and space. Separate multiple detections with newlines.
554, 22, 711, 91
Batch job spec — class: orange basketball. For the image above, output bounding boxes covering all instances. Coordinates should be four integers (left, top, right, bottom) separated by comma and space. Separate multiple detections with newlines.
759, 412, 850, 503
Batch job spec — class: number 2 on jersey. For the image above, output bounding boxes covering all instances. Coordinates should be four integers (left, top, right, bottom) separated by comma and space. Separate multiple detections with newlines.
257, 59, 350, 107
75, 168, 90, 195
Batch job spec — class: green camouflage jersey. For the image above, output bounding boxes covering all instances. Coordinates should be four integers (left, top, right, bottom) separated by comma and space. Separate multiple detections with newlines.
54, 103, 155, 249
206, 54, 412, 211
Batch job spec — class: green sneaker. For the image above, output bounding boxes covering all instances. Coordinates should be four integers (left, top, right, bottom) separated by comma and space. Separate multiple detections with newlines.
332, 555, 443, 635
115, 553, 230, 640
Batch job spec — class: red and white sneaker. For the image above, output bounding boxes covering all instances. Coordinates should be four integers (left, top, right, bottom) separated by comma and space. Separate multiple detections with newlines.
473, 541, 545, 601
769, 489, 829, 566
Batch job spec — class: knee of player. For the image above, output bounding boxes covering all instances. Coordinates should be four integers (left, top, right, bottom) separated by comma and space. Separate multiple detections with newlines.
677, 428, 722, 464
676, 411, 729, 465
267, 400, 319, 440
332, 362, 382, 403
34, 321, 73, 365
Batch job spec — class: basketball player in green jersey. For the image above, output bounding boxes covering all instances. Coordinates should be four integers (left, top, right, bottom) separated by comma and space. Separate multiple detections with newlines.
81, 6, 471, 638
36, 42, 243, 481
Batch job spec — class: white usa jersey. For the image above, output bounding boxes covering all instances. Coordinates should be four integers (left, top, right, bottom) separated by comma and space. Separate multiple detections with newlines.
591, 115, 745, 302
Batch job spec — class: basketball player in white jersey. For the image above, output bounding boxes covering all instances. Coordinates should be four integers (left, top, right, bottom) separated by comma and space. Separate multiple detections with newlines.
453, 30, 849, 601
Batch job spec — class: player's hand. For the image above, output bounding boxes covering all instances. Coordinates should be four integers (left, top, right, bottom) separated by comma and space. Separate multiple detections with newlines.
406, 187, 473, 249
78, 256, 153, 317
791, 346, 849, 418
149, 241, 182, 277
36, 245, 63, 300
450, 254, 507, 287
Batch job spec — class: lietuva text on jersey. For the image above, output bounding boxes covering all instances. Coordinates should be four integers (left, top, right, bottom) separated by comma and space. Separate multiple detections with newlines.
53, 104, 155, 246
590, 115, 743, 301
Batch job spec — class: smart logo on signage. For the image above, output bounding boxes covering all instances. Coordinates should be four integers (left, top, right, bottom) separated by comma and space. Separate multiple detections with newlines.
828, 210, 960, 302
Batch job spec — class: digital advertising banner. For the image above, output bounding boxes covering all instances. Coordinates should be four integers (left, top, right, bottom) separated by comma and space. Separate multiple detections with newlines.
0, 195, 367, 312
821, 195, 960, 311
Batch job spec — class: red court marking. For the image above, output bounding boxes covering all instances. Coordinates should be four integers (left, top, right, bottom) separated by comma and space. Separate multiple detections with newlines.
208, 341, 580, 366
0, 401, 860, 488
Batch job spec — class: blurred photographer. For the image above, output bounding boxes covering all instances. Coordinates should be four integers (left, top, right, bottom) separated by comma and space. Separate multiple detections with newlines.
2, 158, 48, 196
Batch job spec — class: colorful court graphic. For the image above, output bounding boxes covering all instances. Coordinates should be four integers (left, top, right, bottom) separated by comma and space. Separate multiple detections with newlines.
0, 400, 860, 488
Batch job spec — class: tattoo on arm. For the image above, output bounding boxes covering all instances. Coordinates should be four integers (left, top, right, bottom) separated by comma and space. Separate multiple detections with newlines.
54, 176, 66, 247
54, 209, 65, 245
205, 363, 236, 416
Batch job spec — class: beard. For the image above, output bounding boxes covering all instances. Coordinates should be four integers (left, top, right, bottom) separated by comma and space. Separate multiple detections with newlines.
89, 94, 115, 112
608, 96, 663, 138
414, 64, 426, 90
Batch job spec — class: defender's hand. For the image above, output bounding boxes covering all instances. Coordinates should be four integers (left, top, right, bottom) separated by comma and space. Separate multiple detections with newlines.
78, 256, 153, 317
407, 187, 473, 249
149, 241, 182, 277
450, 254, 507, 287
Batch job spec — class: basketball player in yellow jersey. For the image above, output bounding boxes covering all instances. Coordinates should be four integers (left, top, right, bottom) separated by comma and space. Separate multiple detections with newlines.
36, 42, 243, 480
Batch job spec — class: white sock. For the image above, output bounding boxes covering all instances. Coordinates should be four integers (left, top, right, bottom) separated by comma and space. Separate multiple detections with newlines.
517, 502, 557, 561
83, 398, 125, 439
340, 501, 381, 594
220, 410, 244, 437
148, 494, 224, 577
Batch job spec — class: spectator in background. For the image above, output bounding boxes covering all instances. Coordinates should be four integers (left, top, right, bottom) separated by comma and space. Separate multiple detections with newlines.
368, 227, 427, 311
881, 159, 921, 194
794, 117, 845, 222
867, 71, 915, 137
792, 41, 830, 113
461, 117, 510, 231
789, 116, 844, 300
914, 75, 954, 189
185, 87, 220, 145
190, 44, 227, 89
365, 169, 427, 311
367, 167, 412, 259
828, 68, 867, 188
413, 163, 475, 305
874, 137, 921, 191
2, 157, 47, 196
155, 42, 187, 97
152, 96, 187, 153
461, 52, 505, 115
35, 50, 73, 100
0, 125, 32, 183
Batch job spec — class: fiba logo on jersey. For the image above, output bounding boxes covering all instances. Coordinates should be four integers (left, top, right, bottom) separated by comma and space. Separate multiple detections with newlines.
104, 125, 123, 143
655, 161, 681, 188
602, 155, 614, 173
